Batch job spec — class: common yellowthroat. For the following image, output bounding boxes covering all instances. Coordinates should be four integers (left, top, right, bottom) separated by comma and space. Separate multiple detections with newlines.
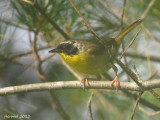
49, 19, 143, 89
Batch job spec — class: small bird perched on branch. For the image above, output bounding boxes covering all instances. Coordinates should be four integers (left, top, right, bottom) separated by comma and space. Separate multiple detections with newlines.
49, 19, 143, 90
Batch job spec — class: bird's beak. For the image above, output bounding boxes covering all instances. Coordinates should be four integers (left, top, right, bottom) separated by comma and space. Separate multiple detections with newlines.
48, 49, 56, 53
48, 49, 62, 53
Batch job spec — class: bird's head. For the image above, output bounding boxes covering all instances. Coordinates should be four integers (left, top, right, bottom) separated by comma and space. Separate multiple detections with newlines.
49, 41, 78, 55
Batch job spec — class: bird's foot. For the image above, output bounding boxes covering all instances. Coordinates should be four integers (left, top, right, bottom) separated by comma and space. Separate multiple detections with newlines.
111, 76, 119, 91
81, 78, 89, 89
81, 77, 100, 89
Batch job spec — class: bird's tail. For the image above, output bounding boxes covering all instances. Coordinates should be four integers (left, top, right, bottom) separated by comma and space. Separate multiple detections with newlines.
115, 19, 143, 46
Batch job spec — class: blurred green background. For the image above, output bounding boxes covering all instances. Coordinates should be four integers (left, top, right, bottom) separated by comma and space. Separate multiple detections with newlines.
0, 0, 160, 120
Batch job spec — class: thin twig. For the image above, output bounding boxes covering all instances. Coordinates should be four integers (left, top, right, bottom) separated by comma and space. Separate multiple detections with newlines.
122, 42, 130, 82
41, 54, 56, 63
130, 64, 143, 120
110, 52, 142, 87
130, 91, 143, 120
120, 0, 131, 82
149, 90, 160, 101
144, 27, 160, 43
119, 29, 141, 60
61, 58, 82, 80
138, 106, 160, 116
148, 71, 157, 80
124, 89, 160, 112
120, 0, 126, 32
94, 90, 124, 119
0, 45, 51, 67
21, 0, 35, 5
88, 92, 94, 120
68, 0, 101, 41
0, 33, 19, 41
141, 0, 156, 19
10, 45, 51, 60
132, 64, 143, 83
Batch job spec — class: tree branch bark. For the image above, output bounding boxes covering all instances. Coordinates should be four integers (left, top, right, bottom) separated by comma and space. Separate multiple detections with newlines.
0, 79, 160, 96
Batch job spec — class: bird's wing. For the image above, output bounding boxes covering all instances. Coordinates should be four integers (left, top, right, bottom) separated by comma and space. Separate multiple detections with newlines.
83, 40, 105, 55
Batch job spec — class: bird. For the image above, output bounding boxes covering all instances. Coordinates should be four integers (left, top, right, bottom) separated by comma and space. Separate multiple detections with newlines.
49, 19, 143, 90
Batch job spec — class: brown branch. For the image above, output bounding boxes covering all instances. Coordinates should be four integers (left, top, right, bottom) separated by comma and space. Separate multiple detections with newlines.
144, 27, 160, 43
138, 106, 160, 116
21, 0, 34, 5
0, 79, 160, 96
120, 0, 131, 82
132, 64, 143, 83
61, 58, 82, 80
149, 90, 160, 101
130, 65, 144, 119
119, 29, 141, 60
130, 92, 143, 120
0, 45, 50, 66
10, 45, 51, 60
88, 92, 94, 120
120, 0, 126, 32
68, 0, 101, 41
141, 0, 156, 19
112, 55, 142, 87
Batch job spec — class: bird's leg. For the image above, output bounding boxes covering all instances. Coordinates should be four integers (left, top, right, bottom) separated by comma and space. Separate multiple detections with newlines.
81, 75, 101, 89
81, 78, 88, 89
110, 64, 119, 91
111, 74, 119, 91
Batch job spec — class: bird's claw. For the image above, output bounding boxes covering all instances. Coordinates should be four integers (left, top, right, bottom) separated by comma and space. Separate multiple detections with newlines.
111, 76, 119, 91
81, 78, 89, 89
